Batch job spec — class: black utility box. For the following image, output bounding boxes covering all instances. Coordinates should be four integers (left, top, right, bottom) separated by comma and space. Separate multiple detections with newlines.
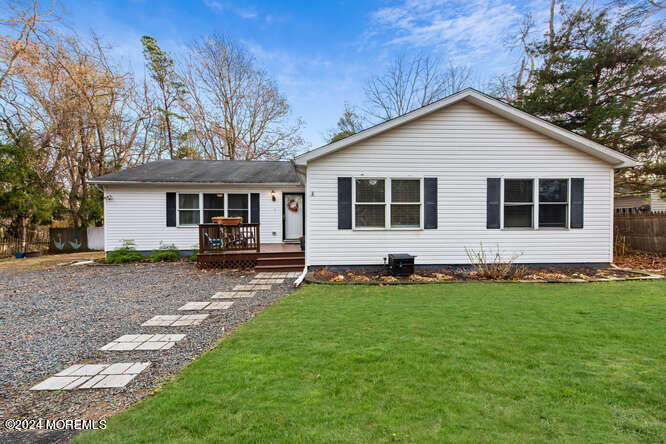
387, 253, 416, 276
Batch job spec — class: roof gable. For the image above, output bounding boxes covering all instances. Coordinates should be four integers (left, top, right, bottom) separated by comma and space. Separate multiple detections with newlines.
295, 88, 638, 169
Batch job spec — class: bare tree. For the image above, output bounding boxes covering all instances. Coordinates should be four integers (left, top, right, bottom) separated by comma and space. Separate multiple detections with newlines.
0, 0, 57, 91
363, 53, 471, 121
179, 34, 303, 160
2, 31, 161, 226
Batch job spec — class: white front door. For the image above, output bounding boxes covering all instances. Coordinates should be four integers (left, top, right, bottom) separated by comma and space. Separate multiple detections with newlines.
284, 194, 304, 240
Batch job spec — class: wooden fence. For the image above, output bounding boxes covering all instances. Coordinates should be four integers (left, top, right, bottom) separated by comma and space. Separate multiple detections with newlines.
614, 212, 665, 254
0, 227, 50, 258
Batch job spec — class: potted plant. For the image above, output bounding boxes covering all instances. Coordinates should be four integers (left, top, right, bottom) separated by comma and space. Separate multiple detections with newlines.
211, 216, 242, 226
299, 236, 305, 251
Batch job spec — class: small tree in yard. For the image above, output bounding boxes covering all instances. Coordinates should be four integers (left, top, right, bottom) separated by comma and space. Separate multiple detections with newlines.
0, 134, 60, 251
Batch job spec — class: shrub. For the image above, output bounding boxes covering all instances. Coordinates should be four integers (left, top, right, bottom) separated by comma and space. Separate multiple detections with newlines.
151, 243, 182, 262
464, 242, 527, 280
190, 246, 199, 261
105, 240, 143, 264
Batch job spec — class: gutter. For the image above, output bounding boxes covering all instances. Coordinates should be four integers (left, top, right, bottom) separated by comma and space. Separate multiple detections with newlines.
88, 180, 304, 186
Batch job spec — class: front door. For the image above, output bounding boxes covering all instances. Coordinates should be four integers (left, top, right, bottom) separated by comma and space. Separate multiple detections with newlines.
284, 193, 304, 241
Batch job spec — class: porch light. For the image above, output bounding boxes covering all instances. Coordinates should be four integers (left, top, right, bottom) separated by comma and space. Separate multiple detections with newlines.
271, 190, 277, 201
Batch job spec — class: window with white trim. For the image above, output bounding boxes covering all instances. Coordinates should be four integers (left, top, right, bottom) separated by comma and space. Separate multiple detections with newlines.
353, 178, 422, 229
176, 192, 251, 227
228, 194, 249, 223
538, 179, 568, 228
503, 179, 533, 228
203, 193, 225, 223
355, 178, 386, 228
391, 179, 421, 228
178, 193, 200, 226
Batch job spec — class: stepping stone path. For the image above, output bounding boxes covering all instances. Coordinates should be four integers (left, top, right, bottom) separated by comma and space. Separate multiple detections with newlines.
32, 269, 289, 393
30, 363, 151, 391
142, 314, 208, 327
179, 301, 234, 311
233, 284, 272, 291
250, 278, 284, 284
212, 291, 256, 299
255, 272, 301, 279
99, 334, 186, 351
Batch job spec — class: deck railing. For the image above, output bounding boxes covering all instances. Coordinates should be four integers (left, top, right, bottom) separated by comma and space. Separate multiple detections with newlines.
199, 223, 260, 254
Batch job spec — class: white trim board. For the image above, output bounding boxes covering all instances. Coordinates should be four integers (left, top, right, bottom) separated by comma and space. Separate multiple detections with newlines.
294, 88, 639, 169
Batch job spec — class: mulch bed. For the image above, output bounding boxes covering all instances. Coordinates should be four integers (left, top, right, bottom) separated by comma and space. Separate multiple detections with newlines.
308, 263, 660, 285
614, 252, 666, 275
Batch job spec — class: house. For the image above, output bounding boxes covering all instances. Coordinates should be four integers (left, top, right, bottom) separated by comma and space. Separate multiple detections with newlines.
91, 89, 638, 269
615, 190, 666, 214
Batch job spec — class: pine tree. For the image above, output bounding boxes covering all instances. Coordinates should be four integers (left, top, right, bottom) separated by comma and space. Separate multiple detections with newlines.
515, 4, 665, 194
141, 36, 183, 159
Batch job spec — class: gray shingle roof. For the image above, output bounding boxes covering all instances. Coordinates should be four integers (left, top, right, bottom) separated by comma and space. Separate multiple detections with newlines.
90, 160, 301, 185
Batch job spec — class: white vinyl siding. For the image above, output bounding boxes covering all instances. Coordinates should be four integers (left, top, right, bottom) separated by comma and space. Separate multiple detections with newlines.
305, 100, 614, 266
104, 185, 303, 251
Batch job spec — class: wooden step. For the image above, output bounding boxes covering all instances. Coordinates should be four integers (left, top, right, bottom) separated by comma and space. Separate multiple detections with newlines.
256, 255, 306, 266
255, 263, 305, 272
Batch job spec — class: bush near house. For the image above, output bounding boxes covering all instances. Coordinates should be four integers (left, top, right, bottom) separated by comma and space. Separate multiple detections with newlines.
104, 240, 143, 264
150, 243, 182, 262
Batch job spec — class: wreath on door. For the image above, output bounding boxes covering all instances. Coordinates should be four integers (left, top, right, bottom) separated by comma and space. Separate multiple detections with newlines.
287, 198, 299, 212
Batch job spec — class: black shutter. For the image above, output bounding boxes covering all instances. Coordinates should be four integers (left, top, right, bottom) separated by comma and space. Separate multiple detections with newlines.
338, 177, 352, 229
424, 177, 438, 229
487, 178, 501, 229
166, 192, 176, 227
250, 193, 260, 223
570, 178, 584, 228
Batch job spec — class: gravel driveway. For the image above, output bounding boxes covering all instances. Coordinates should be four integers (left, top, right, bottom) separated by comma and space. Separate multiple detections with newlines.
0, 261, 296, 442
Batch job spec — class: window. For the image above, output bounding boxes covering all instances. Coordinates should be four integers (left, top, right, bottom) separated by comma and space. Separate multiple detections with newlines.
203, 193, 224, 223
228, 194, 249, 223
355, 178, 386, 228
390, 179, 421, 228
352, 178, 423, 229
176, 192, 252, 227
178, 193, 200, 226
503, 179, 533, 228
539, 179, 568, 228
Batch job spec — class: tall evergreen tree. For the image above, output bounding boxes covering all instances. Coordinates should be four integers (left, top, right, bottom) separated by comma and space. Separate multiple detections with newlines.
0, 134, 60, 248
327, 104, 365, 143
141, 35, 183, 159
513, 3, 665, 194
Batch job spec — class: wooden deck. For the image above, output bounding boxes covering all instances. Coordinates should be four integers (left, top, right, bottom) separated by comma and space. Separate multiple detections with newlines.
197, 242, 304, 271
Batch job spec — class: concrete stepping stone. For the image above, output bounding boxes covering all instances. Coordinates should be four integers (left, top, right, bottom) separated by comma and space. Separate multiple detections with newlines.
142, 314, 208, 327
256, 272, 297, 279
212, 291, 255, 299
100, 334, 186, 351
250, 278, 284, 284
179, 302, 210, 311
233, 284, 271, 291
31, 362, 151, 390
178, 301, 234, 311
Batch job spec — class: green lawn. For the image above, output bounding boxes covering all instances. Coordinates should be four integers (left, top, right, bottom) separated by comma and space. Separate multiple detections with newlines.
78, 281, 666, 443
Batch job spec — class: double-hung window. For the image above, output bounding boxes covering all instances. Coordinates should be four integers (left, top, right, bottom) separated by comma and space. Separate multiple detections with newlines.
203, 193, 225, 223
355, 178, 386, 228
353, 178, 422, 229
538, 179, 568, 228
228, 194, 249, 222
178, 193, 200, 226
503, 179, 533, 228
390, 179, 421, 228
177, 192, 251, 226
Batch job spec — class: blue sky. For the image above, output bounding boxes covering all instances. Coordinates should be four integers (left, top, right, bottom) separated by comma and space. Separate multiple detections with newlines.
63, 0, 543, 147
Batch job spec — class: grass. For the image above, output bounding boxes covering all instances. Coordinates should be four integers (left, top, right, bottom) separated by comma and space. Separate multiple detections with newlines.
77, 281, 666, 443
